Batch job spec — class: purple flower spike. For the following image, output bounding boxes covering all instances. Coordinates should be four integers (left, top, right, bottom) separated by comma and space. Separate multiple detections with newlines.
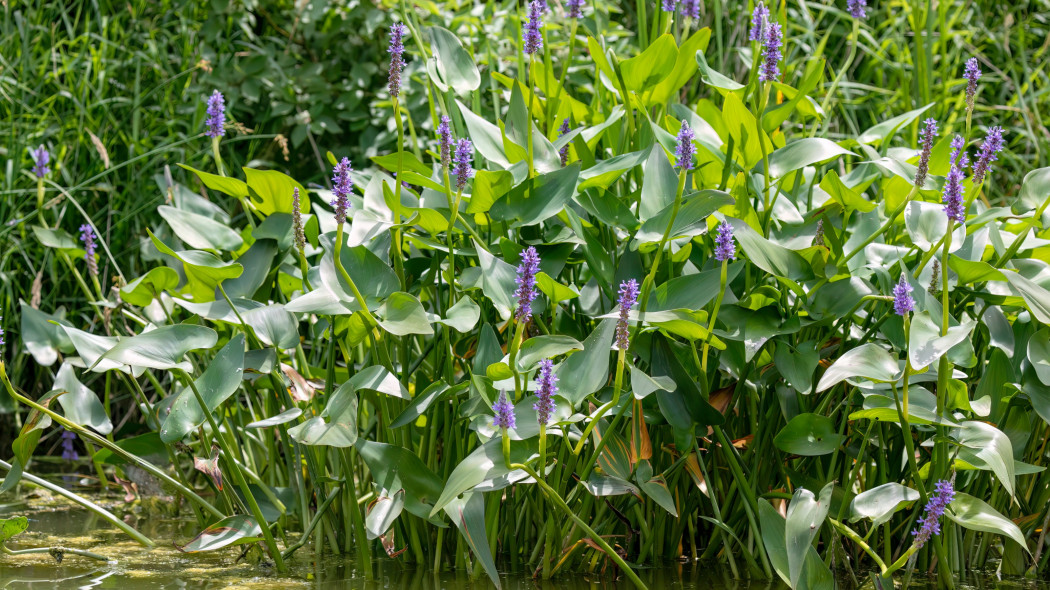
972, 126, 1004, 185
331, 157, 354, 226
438, 115, 453, 169
675, 122, 696, 170
534, 359, 558, 427
662, 0, 677, 12
30, 145, 50, 179
557, 118, 571, 166
750, 2, 769, 41
79, 224, 98, 277
388, 23, 407, 99
964, 57, 981, 111
759, 23, 782, 82
292, 188, 306, 253
714, 221, 736, 262
912, 476, 956, 549
942, 136, 967, 224
515, 246, 541, 322
847, 0, 866, 19
204, 90, 225, 138
892, 274, 914, 316
454, 138, 474, 192
523, 0, 544, 55
61, 429, 79, 462
615, 279, 640, 351
914, 118, 938, 189
567, 0, 584, 18
681, 0, 699, 19
493, 391, 517, 430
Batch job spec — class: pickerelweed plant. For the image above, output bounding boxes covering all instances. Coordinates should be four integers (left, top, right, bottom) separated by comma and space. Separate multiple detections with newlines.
4, 1, 1050, 589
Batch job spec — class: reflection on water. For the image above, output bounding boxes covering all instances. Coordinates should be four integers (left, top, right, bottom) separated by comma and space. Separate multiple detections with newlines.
0, 505, 1047, 590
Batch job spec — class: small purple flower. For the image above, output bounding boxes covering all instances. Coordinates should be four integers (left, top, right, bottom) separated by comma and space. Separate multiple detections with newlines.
914, 118, 938, 189
533, 359, 558, 426
438, 115, 453, 169
963, 57, 981, 111
79, 224, 98, 277
60, 429, 79, 462
759, 23, 783, 82
331, 157, 354, 226
615, 279, 639, 351
204, 90, 225, 138
523, 0, 544, 55
30, 145, 50, 179
942, 136, 967, 224
387, 23, 407, 99
567, 0, 584, 18
661, 0, 677, 12
493, 391, 517, 430
912, 476, 955, 549
681, 0, 699, 19
292, 188, 306, 253
714, 221, 736, 262
557, 118, 571, 167
675, 121, 696, 170
454, 138, 474, 192
750, 2, 769, 41
515, 246, 541, 322
846, 0, 866, 19
892, 274, 914, 316
0, 315, 5, 349
971, 126, 1004, 185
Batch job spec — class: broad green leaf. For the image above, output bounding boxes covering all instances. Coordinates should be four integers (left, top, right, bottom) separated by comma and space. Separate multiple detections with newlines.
723, 92, 773, 169
243, 168, 306, 215
243, 304, 300, 349
149, 230, 243, 303
54, 363, 112, 435
649, 28, 711, 105
438, 296, 481, 332
319, 234, 400, 311
431, 437, 539, 515
366, 489, 405, 540
908, 311, 976, 371
246, 408, 303, 429
816, 343, 901, 392
515, 335, 584, 372
774, 341, 819, 394
160, 335, 245, 443
774, 414, 844, 456
457, 100, 511, 169
621, 34, 678, 95
730, 218, 815, 282
428, 26, 481, 93
158, 205, 243, 251
490, 164, 580, 227
474, 243, 518, 318
378, 292, 433, 336
31, 226, 84, 256
649, 335, 725, 428
857, 103, 934, 145
94, 324, 218, 372
640, 145, 678, 221
905, 201, 966, 252
758, 499, 834, 590
955, 421, 1016, 498
178, 515, 263, 552
444, 493, 500, 589
785, 483, 834, 588
557, 319, 615, 407
223, 239, 279, 299
468, 170, 514, 214
1005, 270, 1050, 325
121, 267, 179, 306
177, 163, 249, 199
288, 380, 358, 447
20, 303, 72, 366
766, 138, 854, 179
850, 483, 919, 527
636, 461, 678, 516
357, 439, 445, 523
535, 272, 579, 303
819, 170, 874, 213
695, 49, 744, 93
947, 492, 1029, 553
949, 255, 1005, 284
349, 365, 410, 400
0, 516, 28, 543
390, 382, 469, 428
636, 191, 735, 244
1029, 328, 1050, 385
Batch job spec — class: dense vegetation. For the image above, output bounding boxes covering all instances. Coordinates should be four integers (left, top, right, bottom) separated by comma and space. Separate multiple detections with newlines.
4, 1, 1050, 589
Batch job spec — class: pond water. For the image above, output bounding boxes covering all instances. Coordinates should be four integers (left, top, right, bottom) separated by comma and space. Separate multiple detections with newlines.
0, 487, 1047, 590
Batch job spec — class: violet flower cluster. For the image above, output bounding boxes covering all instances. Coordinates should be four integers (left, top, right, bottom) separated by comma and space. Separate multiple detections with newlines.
912, 477, 956, 548
388, 23, 408, 99
515, 247, 541, 322
963, 57, 981, 112
61, 429, 79, 462
914, 118, 938, 189
204, 90, 225, 138
615, 279, 639, 351
971, 126, 1004, 185
714, 221, 735, 262
942, 136, 968, 224
534, 359, 558, 426
681, 0, 699, 19
892, 274, 914, 316
750, 3, 769, 41
331, 157, 354, 226
567, 0, 584, 18
661, 0, 676, 12
31, 145, 50, 178
493, 391, 516, 429
79, 224, 98, 277
523, 0, 544, 55
438, 115, 453, 169
454, 138, 474, 192
759, 23, 783, 82
675, 122, 696, 170
847, 0, 866, 19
